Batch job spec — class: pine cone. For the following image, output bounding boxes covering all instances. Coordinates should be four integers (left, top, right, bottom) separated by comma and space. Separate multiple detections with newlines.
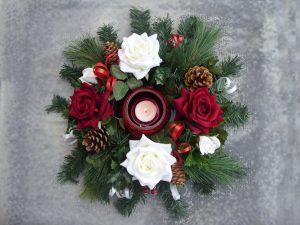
184, 66, 213, 91
82, 128, 109, 153
171, 164, 186, 186
104, 41, 119, 65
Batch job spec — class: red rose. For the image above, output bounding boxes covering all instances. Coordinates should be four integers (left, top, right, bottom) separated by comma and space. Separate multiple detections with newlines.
173, 87, 223, 134
69, 83, 113, 129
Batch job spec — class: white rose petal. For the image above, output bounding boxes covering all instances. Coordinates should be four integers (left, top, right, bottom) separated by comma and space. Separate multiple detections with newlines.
118, 33, 162, 80
121, 135, 176, 189
210, 136, 221, 149
199, 136, 221, 155
79, 68, 98, 84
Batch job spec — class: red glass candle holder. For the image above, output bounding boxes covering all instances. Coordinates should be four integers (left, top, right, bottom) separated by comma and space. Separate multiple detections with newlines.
122, 87, 170, 138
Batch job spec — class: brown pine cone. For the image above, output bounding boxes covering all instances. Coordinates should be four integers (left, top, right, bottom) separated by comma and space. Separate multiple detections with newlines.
104, 41, 119, 65
82, 128, 109, 153
171, 164, 186, 186
184, 66, 213, 91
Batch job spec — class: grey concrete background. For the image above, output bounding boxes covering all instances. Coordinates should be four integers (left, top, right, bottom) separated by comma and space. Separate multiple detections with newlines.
0, 0, 299, 224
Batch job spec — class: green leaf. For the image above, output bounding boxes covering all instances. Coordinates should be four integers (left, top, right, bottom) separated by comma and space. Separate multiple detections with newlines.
104, 117, 118, 136
153, 67, 171, 85
113, 81, 129, 101
110, 65, 128, 80
126, 77, 143, 90
111, 160, 118, 170
209, 127, 228, 145
86, 151, 110, 168
118, 118, 125, 130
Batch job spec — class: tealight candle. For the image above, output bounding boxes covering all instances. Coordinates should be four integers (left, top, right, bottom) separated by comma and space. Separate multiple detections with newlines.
134, 100, 158, 122
122, 87, 170, 137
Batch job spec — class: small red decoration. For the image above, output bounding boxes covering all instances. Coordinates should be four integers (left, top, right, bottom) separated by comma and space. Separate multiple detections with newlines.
93, 62, 117, 92
122, 87, 170, 138
168, 34, 183, 48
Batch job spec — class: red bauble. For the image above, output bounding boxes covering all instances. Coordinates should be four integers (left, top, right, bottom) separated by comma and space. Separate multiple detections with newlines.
122, 87, 170, 138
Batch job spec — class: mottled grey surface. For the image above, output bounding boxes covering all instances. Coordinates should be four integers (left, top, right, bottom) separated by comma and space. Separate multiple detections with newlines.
0, 0, 299, 224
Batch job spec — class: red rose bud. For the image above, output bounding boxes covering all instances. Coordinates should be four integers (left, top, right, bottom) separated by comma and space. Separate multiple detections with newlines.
173, 87, 223, 134
69, 82, 113, 129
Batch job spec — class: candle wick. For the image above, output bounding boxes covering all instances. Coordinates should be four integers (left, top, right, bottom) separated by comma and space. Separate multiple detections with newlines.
144, 108, 148, 112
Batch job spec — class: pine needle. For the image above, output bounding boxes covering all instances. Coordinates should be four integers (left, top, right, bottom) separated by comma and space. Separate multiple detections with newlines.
63, 37, 104, 67
158, 182, 188, 218
97, 24, 118, 43
46, 95, 70, 119
57, 145, 88, 183
129, 7, 151, 34
59, 64, 83, 88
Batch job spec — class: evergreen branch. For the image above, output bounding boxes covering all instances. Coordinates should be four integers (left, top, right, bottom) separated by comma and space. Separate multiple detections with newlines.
46, 95, 70, 119
184, 152, 246, 194
81, 166, 111, 203
57, 144, 88, 183
114, 181, 146, 217
158, 182, 188, 218
129, 7, 151, 34
63, 37, 104, 67
59, 64, 83, 88
152, 16, 173, 42
168, 19, 221, 73
152, 16, 173, 59
177, 16, 200, 39
220, 56, 243, 77
223, 102, 250, 128
97, 24, 118, 43
81, 151, 112, 203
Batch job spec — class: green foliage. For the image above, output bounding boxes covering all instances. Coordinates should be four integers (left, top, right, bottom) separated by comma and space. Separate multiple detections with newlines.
177, 16, 200, 39
150, 128, 176, 150
223, 102, 250, 128
209, 126, 228, 145
151, 67, 172, 85
108, 168, 132, 191
167, 18, 221, 73
152, 16, 173, 42
152, 16, 173, 59
184, 151, 246, 193
110, 65, 128, 80
126, 77, 143, 90
59, 64, 83, 88
46, 95, 70, 119
97, 24, 118, 43
109, 126, 130, 163
129, 7, 151, 34
57, 144, 88, 183
177, 127, 198, 144
113, 81, 129, 101
158, 182, 188, 218
220, 56, 242, 78
81, 167, 111, 203
63, 37, 104, 67
114, 181, 146, 217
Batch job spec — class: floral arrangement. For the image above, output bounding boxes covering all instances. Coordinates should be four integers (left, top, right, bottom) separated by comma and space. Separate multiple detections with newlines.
46, 7, 249, 217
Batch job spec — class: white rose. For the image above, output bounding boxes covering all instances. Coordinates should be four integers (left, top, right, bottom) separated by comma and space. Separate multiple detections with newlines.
118, 33, 162, 80
79, 68, 98, 84
199, 136, 221, 155
121, 135, 176, 189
